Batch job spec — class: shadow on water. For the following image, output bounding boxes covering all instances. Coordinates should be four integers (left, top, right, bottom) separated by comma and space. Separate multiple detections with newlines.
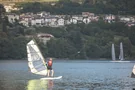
26, 79, 54, 90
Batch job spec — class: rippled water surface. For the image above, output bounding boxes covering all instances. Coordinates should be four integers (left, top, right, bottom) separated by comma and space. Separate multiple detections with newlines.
0, 60, 135, 90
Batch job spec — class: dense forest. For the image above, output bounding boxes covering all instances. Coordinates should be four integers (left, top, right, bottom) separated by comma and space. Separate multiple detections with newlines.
1, 1, 135, 60
13, 0, 135, 15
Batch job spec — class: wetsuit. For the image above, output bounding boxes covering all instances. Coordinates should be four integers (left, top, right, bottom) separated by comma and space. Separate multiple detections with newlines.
47, 60, 53, 70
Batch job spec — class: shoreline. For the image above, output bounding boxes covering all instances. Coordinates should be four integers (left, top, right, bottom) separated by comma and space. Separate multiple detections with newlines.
0, 58, 134, 61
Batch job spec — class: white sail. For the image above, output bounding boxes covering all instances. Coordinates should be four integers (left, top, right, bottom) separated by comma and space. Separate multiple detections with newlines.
111, 43, 116, 61
27, 40, 47, 75
119, 42, 124, 61
131, 65, 135, 78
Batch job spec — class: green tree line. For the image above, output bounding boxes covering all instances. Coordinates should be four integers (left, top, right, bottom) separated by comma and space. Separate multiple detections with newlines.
36, 22, 135, 60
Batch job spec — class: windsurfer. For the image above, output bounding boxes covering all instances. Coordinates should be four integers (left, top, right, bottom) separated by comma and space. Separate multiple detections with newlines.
47, 58, 54, 77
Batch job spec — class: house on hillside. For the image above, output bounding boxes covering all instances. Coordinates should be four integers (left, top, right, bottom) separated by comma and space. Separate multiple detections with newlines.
82, 12, 95, 17
45, 16, 58, 27
37, 33, 54, 44
31, 17, 44, 26
70, 15, 78, 24
104, 14, 115, 23
83, 17, 91, 24
119, 17, 130, 23
57, 18, 65, 26
4, 3, 20, 12
37, 11, 50, 17
126, 22, 135, 27
19, 20, 29, 27
119, 16, 135, 23
6, 13, 19, 23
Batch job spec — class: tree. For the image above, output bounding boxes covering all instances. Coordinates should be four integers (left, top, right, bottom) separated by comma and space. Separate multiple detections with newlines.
86, 43, 102, 58
47, 38, 77, 59
0, 4, 5, 23
0, 4, 6, 33
128, 26, 135, 46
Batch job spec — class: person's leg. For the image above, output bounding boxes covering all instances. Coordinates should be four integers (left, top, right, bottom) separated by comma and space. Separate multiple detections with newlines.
51, 70, 54, 77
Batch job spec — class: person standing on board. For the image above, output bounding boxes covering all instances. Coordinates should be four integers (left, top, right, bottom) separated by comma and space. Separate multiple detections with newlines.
47, 58, 54, 77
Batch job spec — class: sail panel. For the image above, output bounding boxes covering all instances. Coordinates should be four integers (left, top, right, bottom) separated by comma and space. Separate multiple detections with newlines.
27, 40, 47, 75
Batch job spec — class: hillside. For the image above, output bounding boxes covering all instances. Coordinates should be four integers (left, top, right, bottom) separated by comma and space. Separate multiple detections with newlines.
10, 0, 135, 15
1, 1, 135, 59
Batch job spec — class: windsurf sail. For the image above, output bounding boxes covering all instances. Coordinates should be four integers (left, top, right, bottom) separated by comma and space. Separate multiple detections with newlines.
111, 43, 116, 61
131, 65, 135, 78
27, 39, 47, 75
119, 42, 124, 61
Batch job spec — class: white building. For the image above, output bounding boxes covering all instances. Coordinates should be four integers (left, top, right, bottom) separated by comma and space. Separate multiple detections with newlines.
70, 18, 77, 24
83, 17, 91, 24
82, 12, 95, 17
37, 33, 54, 44
49, 17, 58, 27
4, 5, 12, 12
105, 14, 115, 23
119, 16, 135, 23
19, 15, 32, 27
31, 18, 44, 26
6, 13, 20, 23
4, 4, 21, 12
57, 18, 65, 26
37, 11, 50, 17
19, 20, 29, 27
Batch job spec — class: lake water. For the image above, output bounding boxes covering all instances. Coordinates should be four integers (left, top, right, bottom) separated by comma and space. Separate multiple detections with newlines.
0, 60, 135, 90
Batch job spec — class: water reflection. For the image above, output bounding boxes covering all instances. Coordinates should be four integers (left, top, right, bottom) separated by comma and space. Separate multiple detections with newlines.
48, 80, 53, 90
27, 79, 54, 90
